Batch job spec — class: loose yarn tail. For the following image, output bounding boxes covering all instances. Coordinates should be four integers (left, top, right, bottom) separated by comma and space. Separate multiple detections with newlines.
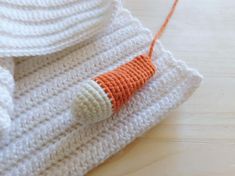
148, 0, 179, 59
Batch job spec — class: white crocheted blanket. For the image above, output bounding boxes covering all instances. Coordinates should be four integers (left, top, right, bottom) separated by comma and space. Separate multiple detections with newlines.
0, 1, 202, 176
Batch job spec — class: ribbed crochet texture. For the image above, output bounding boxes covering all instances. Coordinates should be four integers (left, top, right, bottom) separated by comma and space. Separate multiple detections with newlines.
0, 0, 114, 56
0, 2, 202, 176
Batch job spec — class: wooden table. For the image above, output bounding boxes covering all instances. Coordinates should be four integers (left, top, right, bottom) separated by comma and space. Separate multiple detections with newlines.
88, 0, 235, 175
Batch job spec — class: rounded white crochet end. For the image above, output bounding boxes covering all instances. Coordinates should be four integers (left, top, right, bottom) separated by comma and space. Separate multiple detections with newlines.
72, 80, 113, 125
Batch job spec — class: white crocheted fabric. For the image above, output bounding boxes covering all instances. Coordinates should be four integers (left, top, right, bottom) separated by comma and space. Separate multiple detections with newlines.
0, 59, 14, 135
0, 0, 114, 57
0, 3, 202, 176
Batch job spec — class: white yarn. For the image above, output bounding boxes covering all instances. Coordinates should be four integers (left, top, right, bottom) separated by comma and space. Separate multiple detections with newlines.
0, 0, 116, 57
0, 4, 202, 176
72, 80, 113, 125
0, 58, 14, 135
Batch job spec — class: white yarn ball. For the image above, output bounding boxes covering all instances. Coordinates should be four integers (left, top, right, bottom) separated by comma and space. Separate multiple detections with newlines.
72, 80, 113, 125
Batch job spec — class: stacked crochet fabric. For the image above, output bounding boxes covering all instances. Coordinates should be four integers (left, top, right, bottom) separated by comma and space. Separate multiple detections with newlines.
0, 0, 113, 56
0, 0, 202, 175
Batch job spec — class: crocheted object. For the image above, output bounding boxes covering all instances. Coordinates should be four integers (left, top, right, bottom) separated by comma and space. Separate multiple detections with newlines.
0, 2, 202, 176
0, 58, 14, 135
73, 54, 156, 124
0, 0, 115, 56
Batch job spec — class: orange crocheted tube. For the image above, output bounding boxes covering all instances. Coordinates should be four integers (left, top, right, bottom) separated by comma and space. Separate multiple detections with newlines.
94, 54, 156, 112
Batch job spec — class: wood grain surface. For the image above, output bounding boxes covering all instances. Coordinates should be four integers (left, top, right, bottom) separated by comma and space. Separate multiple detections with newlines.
88, 0, 235, 175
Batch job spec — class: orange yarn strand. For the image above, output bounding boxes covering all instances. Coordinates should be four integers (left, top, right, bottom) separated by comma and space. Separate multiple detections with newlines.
148, 0, 179, 59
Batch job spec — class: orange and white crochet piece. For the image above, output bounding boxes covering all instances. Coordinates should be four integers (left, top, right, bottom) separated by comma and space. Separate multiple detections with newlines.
72, 55, 156, 124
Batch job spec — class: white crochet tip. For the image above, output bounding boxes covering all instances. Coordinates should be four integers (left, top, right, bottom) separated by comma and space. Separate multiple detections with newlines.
0, 58, 14, 135
72, 80, 113, 125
